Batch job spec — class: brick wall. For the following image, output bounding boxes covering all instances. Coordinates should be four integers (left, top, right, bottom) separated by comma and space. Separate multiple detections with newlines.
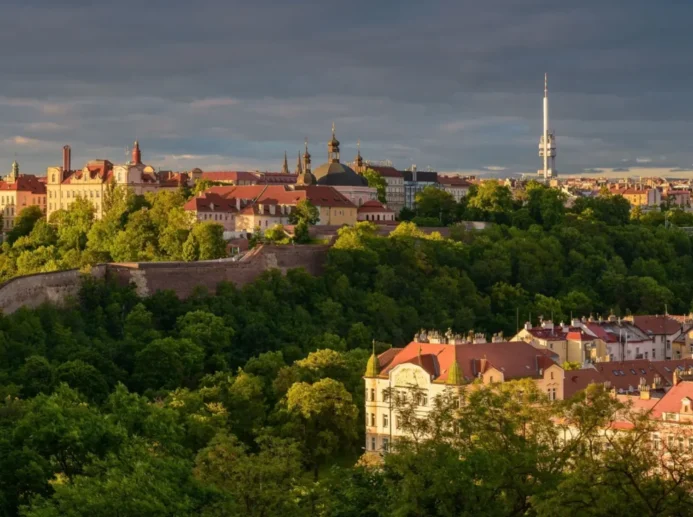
0, 245, 329, 314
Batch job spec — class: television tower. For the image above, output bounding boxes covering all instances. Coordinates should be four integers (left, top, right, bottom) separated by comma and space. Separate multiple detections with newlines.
538, 73, 557, 181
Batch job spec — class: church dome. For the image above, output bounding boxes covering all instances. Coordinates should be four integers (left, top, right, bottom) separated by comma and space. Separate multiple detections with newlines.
313, 162, 368, 187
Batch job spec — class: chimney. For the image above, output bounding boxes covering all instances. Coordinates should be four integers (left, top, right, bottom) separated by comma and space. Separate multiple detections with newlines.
673, 369, 680, 386
524, 321, 532, 331
62, 145, 71, 172
640, 384, 651, 400
541, 320, 554, 331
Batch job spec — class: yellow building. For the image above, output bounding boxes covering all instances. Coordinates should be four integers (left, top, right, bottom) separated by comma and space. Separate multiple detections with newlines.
512, 320, 608, 365
46, 143, 199, 219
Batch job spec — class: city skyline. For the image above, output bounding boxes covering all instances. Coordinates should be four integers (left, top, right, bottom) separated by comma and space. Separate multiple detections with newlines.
2, 1, 693, 175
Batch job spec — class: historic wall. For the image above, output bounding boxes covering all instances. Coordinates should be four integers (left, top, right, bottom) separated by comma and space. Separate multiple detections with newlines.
0, 245, 329, 314
0, 265, 107, 314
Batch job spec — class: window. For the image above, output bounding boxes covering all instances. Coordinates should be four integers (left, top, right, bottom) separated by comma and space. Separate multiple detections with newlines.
679, 436, 685, 449
382, 438, 389, 452
383, 414, 389, 428
370, 388, 375, 402
550, 372, 554, 380
653, 434, 661, 450
382, 390, 390, 402
668, 436, 675, 449
371, 436, 376, 451
395, 416, 400, 429
418, 394, 428, 406
370, 413, 375, 427
489, 376, 494, 383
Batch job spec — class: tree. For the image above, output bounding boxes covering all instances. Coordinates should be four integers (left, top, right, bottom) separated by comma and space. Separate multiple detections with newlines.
285, 378, 358, 479
193, 433, 303, 517
55, 360, 110, 402
362, 169, 387, 204
465, 180, 515, 223
110, 209, 159, 262
23, 443, 198, 517
414, 186, 456, 225
190, 222, 226, 260
289, 200, 320, 244
265, 224, 289, 243
52, 197, 96, 253
133, 337, 205, 391
7, 206, 44, 244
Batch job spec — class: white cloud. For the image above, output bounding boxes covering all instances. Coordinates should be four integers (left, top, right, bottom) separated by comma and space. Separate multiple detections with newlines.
4, 136, 42, 146
636, 157, 652, 163
483, 165, 507, 171
189, 97, 239, 110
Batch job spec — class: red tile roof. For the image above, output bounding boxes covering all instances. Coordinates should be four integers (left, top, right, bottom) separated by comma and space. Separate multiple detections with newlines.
594, 360, 665, 392
367, 166, 403, 178
201, 171, 259, 183
632, 315, 684, 336
651, 381, 693, 415
358, 200, 394, 213
564, 369, 607, 399
379, 340, 559, 383
438, 176, 472, 187
0, 175, 47, 193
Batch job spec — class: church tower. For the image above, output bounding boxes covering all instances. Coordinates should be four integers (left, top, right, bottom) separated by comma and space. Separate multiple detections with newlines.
354, 139, 364, 172
297, 139, 316, 185
8, 160, 18, 183
328, 123, 340, 163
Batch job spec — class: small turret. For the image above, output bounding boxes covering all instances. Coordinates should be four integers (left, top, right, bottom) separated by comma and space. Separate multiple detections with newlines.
132, 140, 142, 165
365, 340, 379, 378
446, 360, 463, 385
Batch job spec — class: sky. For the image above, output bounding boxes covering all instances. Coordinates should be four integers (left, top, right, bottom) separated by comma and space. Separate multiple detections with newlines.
2, 0, 693, 177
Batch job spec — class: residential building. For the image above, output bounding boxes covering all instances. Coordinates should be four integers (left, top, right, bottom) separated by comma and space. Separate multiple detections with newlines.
363, 329, 561, 453
437, 175, 471, 203
46, 143, 198, 219
200, 171, 259, 185
357, 165, 405, 214
610, 187, 662, 209
184, 184, 357, 237
0, 161, 47, 232
403, 168, 439, 210
512, 319, 609, 364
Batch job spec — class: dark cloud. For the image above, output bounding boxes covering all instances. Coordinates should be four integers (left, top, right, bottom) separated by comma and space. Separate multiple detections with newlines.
1, 0, 693, 173
612, 168, 630, 172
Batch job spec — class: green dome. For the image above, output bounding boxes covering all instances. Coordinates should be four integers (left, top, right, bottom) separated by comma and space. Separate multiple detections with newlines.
446, 360, 462, 385
365, 352, 379, 378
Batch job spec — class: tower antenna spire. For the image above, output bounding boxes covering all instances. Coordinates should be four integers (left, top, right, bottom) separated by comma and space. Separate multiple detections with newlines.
544, 72, 548, 97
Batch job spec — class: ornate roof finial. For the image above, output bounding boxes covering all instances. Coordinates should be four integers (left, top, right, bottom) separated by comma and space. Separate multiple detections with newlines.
332, 122, 336, 138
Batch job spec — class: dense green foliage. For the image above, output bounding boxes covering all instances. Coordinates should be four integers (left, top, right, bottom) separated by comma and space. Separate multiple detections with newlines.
0, 182, 692, 515
0, 185, 226, 281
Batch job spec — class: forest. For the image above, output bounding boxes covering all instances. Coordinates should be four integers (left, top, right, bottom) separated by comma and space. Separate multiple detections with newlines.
1, 182, 693, 515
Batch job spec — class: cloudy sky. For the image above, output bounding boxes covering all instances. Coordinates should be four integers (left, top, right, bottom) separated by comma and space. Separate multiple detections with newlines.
1, 0, 693, 176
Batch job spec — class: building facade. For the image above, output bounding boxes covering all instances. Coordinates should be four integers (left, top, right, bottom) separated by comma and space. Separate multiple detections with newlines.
363, 330, 561, 453
403, 169, 439, 210
46, 143, 197, 220
0, 161, 47, 232
184, 184, 357, 237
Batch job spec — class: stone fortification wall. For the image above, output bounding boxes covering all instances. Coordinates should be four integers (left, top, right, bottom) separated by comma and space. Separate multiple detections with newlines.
0, 265, 107, 314
0, 245, 329, 314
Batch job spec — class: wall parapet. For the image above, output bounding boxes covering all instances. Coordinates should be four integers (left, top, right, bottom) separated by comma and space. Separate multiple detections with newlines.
0, 244, 329, 314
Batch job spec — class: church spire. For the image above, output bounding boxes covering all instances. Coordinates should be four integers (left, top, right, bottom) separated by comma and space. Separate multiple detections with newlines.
281, 151, 289, 174
9, 159, 18, 183
295, 150, 303, 175
365, 340, 380, 377
303, 138, 312, 173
